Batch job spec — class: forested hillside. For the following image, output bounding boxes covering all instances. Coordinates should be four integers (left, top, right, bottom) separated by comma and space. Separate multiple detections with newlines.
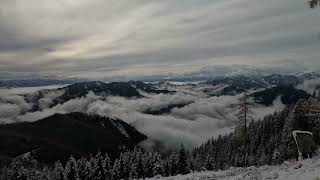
0, 112, 147, 164
1, 95, 319, 179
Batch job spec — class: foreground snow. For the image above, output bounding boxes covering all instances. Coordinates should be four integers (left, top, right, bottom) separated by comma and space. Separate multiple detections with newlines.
146, 156, 320, 180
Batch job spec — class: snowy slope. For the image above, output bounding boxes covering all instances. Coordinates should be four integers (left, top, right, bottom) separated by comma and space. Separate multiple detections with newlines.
146, 156, 320, 180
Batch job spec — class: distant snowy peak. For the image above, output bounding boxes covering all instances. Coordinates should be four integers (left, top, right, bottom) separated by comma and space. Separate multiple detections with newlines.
207, 74, 302, 86
203, 73, 320, 95
297, 72, 320, 81
263, 74, 300, 86
152, 81, 178, 90
128, 80, 174, 94
51, 81, 141, 105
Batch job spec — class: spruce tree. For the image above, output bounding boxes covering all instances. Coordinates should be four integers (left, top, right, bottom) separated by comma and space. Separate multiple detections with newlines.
112, 159, 121, 180
236, 92, 254, 167
177, 144, 188, 175
53, 161, 65, 180
204, 155, 214, 170
152, 152, 163, 176
104, 153, 113, 180
65, 156, 79, 180
136, 154, 145, 178
93, 152, 106, 180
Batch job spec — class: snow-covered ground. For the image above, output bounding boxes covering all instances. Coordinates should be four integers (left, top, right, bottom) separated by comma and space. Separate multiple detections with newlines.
147, 156, 320, 180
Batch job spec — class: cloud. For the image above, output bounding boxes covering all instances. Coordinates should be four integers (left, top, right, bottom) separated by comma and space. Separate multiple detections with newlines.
171, 95, 240, 125
37, 89, 65, 110
0, 91, 32, 123
0, 0, 320, 79
250, 96, 286, 120
296, 78, 320, 94
0, 85, 66, 123
104, 92, 197, 112
86, 101, 236, 150
0, 85, 287, 150
16, 92, 101, 122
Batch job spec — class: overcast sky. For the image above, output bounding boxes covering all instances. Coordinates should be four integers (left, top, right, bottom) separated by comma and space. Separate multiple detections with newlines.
0, 0, 320, 80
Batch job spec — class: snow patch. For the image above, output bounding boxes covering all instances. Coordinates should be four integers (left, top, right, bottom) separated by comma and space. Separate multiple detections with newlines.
146, 155, 320, 180
111, 120, 130, 138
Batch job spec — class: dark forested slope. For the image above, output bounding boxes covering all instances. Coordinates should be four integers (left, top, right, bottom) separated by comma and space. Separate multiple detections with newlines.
0, 112, 147, 164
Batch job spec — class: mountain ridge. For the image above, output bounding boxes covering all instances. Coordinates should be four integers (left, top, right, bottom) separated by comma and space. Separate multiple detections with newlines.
0, 112, 147, 164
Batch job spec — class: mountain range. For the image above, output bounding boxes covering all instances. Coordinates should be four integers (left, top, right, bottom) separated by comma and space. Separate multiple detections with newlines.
17, 73, 318, 115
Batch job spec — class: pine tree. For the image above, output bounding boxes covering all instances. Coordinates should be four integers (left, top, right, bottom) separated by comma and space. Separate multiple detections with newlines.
104, 153, 113, 180
168, 151, 178, 176
77, 158, 89, 180
144, 152, 154, 177
65, 156, 79, 180
152, 152, 163, 177
53, 161, 65, 180
93, 152, 107, 180
204, 155, 214, 170
112, 159, 121, 180
136, 153, 145, 178
236, 92, 254, 167
177, 144, 188, 175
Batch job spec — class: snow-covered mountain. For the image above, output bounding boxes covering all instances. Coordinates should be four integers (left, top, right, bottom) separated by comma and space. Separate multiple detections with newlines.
25, 81, 175, 110
203, 73, 311, 96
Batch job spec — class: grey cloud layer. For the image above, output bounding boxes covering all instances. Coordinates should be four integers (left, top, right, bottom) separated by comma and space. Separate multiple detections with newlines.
0, 85, 286, 150
0, 0, 319, 79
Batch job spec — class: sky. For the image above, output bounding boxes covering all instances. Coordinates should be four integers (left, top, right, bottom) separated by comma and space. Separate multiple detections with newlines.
0, 0, 320, 80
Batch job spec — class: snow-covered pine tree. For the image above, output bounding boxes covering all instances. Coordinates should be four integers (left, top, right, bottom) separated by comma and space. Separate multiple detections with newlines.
112, 159, 121, 180
168, 151, 178, 176
104, 153, 113, 180
53, 161, 65, 180
87, 155, 96, 179
187, 156, 196, 173
119, 152, 130, 178
177, 144, 188, 175
136, 150, 145, 178
92, 152, 107, 180
152, 152, 163, 177
128, 151, 138, 179
236, 92, 254, 167
77, 157, 89, 180
65, 156, 79, 180
204, 154, 214, 170
144, 152, 155, 177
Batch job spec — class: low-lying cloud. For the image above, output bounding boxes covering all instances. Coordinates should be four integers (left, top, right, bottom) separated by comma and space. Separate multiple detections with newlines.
296, 78, 320, 94
0, 85, 286, 150
0, 91, 32, 123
